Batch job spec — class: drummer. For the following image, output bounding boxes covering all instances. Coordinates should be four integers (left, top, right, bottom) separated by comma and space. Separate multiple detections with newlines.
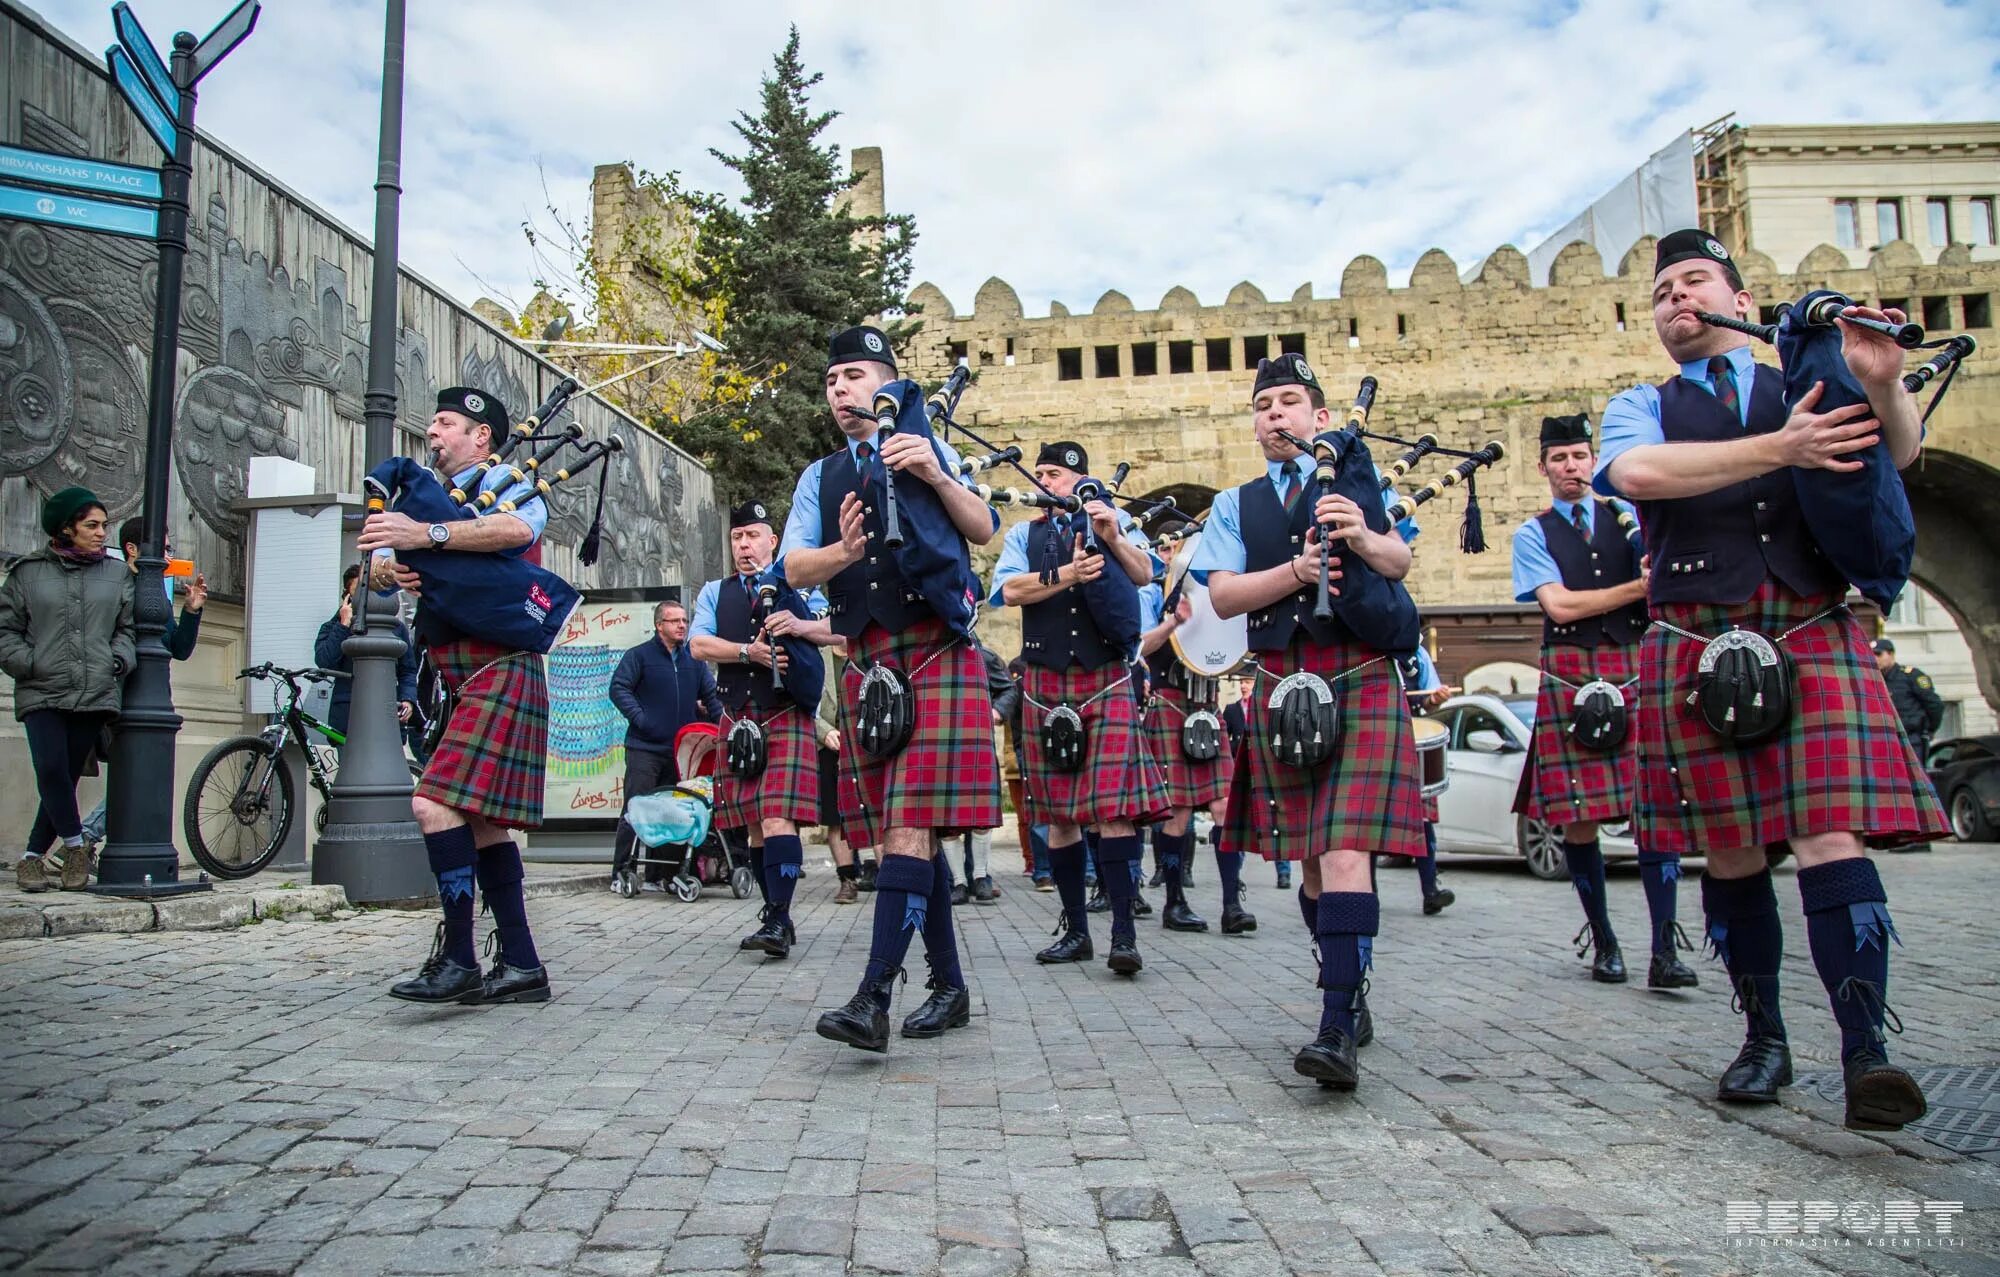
1138, 519, 1241, 934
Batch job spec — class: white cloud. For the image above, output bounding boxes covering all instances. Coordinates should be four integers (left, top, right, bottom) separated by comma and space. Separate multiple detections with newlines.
28, 0, 2000, 320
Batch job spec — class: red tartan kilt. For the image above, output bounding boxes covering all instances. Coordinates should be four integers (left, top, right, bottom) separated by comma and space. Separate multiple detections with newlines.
1143, 689, 1231, 811
1635, 581, 1949, 854
1514, 642, 1642, 825
714, 704, 819, 830
416, 639, 548, 830
838, 618, 1001, 848
1022, 662, 1169, 828
1221, 637, 1426, 861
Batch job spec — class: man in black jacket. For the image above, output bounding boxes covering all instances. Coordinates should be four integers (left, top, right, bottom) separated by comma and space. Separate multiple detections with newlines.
609, 598, 720, 888
314, 565, 418, 739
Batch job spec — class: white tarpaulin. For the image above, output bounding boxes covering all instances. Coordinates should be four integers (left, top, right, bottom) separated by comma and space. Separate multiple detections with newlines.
1527, 131, 1698, 285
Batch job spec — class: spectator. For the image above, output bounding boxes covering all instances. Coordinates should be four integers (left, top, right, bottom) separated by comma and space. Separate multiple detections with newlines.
314, 565, 419, 740
75, 521, 208, 842
609, 599, 720, 889
0, 488, 134, 893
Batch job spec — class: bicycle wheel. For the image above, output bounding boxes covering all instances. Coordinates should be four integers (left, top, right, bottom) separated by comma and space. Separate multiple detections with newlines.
183, 736, 295, 879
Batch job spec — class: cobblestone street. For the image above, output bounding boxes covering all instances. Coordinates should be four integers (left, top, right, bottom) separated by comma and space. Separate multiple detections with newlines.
2, 844, 1996, 1276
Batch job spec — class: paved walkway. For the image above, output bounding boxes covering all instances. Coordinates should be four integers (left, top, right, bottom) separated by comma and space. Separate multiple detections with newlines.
1, 845, 1995, 1275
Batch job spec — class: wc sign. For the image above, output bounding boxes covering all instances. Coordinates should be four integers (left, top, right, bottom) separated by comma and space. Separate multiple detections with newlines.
1723, 1200, 1966, 1251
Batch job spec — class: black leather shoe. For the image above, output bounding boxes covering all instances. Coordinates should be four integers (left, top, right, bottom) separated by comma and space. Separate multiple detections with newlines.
1354, 1001, 1374, 1049
901, 983, 971, 1038
950, 882, 969, 906
1422, 888, 1455, 916
1148, 864, 1167, 888
815, 990, 890, 1053
1592, 945, 1627, 983
1647, 952, 1699, 989
1106, 939, 1143, 976
1162, 901, 1208, 932
478, 962, 551, 1004
857, 862, 878, 892
389, 925, 483, 1004
1842, 1049, 1927, 1130
1086, 888, 1110, 913
1131, 894, 1153, 919
1036, 925, 1094, 964
1716, 1035, 1794, 1103
1220, 905, 1258, 934
1293, 1026, 1360, 1091
744, 915, 794, 959
972, 876, 996, 904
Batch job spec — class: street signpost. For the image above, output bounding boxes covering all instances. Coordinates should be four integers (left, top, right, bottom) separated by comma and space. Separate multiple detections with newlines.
0, 183, 159, 239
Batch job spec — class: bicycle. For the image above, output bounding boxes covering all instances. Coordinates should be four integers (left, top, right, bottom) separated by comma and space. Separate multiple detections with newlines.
182, 663, 420, 879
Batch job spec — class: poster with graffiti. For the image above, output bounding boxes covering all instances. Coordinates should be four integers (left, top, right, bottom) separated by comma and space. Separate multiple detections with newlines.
542, 589, 678, 829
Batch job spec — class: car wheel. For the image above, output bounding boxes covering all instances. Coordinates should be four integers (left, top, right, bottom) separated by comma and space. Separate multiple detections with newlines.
1517, 815, 1567, 880
1950, 787, 1996, 842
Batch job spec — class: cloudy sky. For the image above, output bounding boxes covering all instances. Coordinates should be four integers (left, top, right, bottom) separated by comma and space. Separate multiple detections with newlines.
30, 0, 2000, 321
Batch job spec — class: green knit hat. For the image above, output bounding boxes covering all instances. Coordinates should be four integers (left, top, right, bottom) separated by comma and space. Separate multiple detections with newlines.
41, 486, 104, 538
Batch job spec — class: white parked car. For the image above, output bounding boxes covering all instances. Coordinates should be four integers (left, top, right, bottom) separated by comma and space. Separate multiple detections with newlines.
1427, 691, 1636, 879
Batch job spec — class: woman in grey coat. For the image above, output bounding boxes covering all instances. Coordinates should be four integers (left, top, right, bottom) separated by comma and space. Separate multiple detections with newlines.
0, 487, 135, 892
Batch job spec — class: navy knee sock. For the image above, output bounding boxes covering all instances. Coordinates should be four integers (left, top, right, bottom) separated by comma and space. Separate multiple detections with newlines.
1563, 838, 1617, 947
762, 833, 803, 926
1315, 892, 1379, 1039
1097, 834, 1143, 944
423, 826, 479, 966
1798, 859, 1899, 1064
1415, 825, 1441, 897
1157, 829, 1192, 907
1297, 885, 1316, 934
861, 855, 933, 1009
1049, 840, 1089, 931
474, 841, 539, 969
1701, 869, 1788, 1041
922, 855, 966, 989
1216, 846, 1245, 911
1636, 850, 1683, 958
749, 839, 770, 905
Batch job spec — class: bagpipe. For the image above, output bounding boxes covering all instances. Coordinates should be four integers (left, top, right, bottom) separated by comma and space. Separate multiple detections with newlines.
964, 461, 1146, 654
750, 571, 828, 710
361, 381, 624, 656
836, 368, 985, 639
1696, 291, 1978, 609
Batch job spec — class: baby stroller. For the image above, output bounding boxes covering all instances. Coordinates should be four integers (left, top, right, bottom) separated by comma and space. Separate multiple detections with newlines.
619, 723, 755, 902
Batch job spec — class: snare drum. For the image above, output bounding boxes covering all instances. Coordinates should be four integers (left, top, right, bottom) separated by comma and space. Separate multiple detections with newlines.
1164, 525, 1248, 678
1413, 716, 1449, 798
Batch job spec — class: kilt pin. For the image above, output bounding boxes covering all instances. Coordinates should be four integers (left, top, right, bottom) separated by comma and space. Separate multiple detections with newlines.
416, 638, 548, 830
1143, 685, 1231, 811
838, 616, 1001, 850
1514, 641, 1643, 827
715, 704, 820, 830
1636, 581, 1949, 853
1221, 634, 1427, 862
1022, 662, 1170, 828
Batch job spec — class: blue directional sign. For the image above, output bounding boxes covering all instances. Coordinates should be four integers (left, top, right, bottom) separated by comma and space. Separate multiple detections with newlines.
107, 47, 179, 155
0, 143, 162, 202
0, 183, 160, 240
112, 2, 179, 113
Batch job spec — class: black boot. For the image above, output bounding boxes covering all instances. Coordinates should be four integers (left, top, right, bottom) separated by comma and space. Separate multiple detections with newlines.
470, 929, 551, 1004
1130, 893, 1153, 919
1421, 887, 1455, 916
1107, 937, 1143, 976
1353, 982, 1374, 1048
389, 923, 483, 1004
1037, 917, 1094, 964
1574, 922, 1627, 983
743, 908, 795, 959
1220, 904, 1258, 934
1842, 1048, 1927, 1131
816, 979, 893, 1053
857, 860, 878, 892
1648, 920, 1699, 990
1148, 862, 1167, 888
1162, 900, 1208, 932
1293, 1025, 1359, 1091
1086, 887, 1110, 913
1716, 976, 1793, 1103
901, 981, 971, 1038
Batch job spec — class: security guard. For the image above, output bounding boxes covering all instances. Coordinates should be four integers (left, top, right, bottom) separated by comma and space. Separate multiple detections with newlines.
1873, 639, 1944, 759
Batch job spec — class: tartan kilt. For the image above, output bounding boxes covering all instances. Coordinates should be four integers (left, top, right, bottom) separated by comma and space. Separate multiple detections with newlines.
1221, 637, 1426, 861
714, 703, 819, 830
1635, 580, 1949, 854
1143, 688, 1230, 811
1022, 662, 1170, 828
838, 618, 1001, 848
416, 639, 547, 830
1514, 642, 1643, 826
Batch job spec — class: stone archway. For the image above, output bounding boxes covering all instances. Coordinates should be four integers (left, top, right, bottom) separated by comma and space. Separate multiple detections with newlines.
1905, 448, 2000, 714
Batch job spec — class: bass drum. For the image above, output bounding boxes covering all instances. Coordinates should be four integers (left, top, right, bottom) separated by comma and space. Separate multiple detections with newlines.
1165, 526, 1249, 678
1413, 716, 1450, 798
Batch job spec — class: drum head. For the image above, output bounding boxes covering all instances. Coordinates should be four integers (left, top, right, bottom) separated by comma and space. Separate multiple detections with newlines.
1167, 531, 1248, 677
1412, 717, 1449, 750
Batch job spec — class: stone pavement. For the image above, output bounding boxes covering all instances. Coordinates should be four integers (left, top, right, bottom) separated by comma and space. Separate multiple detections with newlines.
1, 844, 1995, 1276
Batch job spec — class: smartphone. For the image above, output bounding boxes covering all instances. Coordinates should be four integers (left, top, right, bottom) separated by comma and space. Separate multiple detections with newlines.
165, 558, 195, 578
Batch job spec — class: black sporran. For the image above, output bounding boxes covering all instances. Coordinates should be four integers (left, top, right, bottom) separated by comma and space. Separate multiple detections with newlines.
1566, 680, 1629, 753
1263, 672, 1341, 770
1180, 709, 1223, 762
725, 717, 768, 780
1039, 704, 1088, 773
855, 664, 915, 760
1693, 630, 1794, 748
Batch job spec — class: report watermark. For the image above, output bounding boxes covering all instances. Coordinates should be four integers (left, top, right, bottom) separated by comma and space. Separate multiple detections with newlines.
1723, 1199, 1967, 1251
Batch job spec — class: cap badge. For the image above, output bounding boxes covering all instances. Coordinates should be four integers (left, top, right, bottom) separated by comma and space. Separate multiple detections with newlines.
863, 331, 885, 353
463, 392, 485, 414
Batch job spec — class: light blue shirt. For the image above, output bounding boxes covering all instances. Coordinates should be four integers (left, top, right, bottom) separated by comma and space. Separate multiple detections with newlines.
1408, 646, 1441, 692
1594, 344, 1761, 497
1189, 460, 1414, 573
778, 428, 997, 558
689, 571, 827, 640
986, 505, 1163, 606
1137, 582, 1164, 631
1512, 496, 1641, 602
372, 460, 546, 574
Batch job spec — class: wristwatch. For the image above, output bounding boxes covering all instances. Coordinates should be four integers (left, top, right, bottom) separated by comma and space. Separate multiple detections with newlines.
427, 522, 450, 546
739, 643, 751, 664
